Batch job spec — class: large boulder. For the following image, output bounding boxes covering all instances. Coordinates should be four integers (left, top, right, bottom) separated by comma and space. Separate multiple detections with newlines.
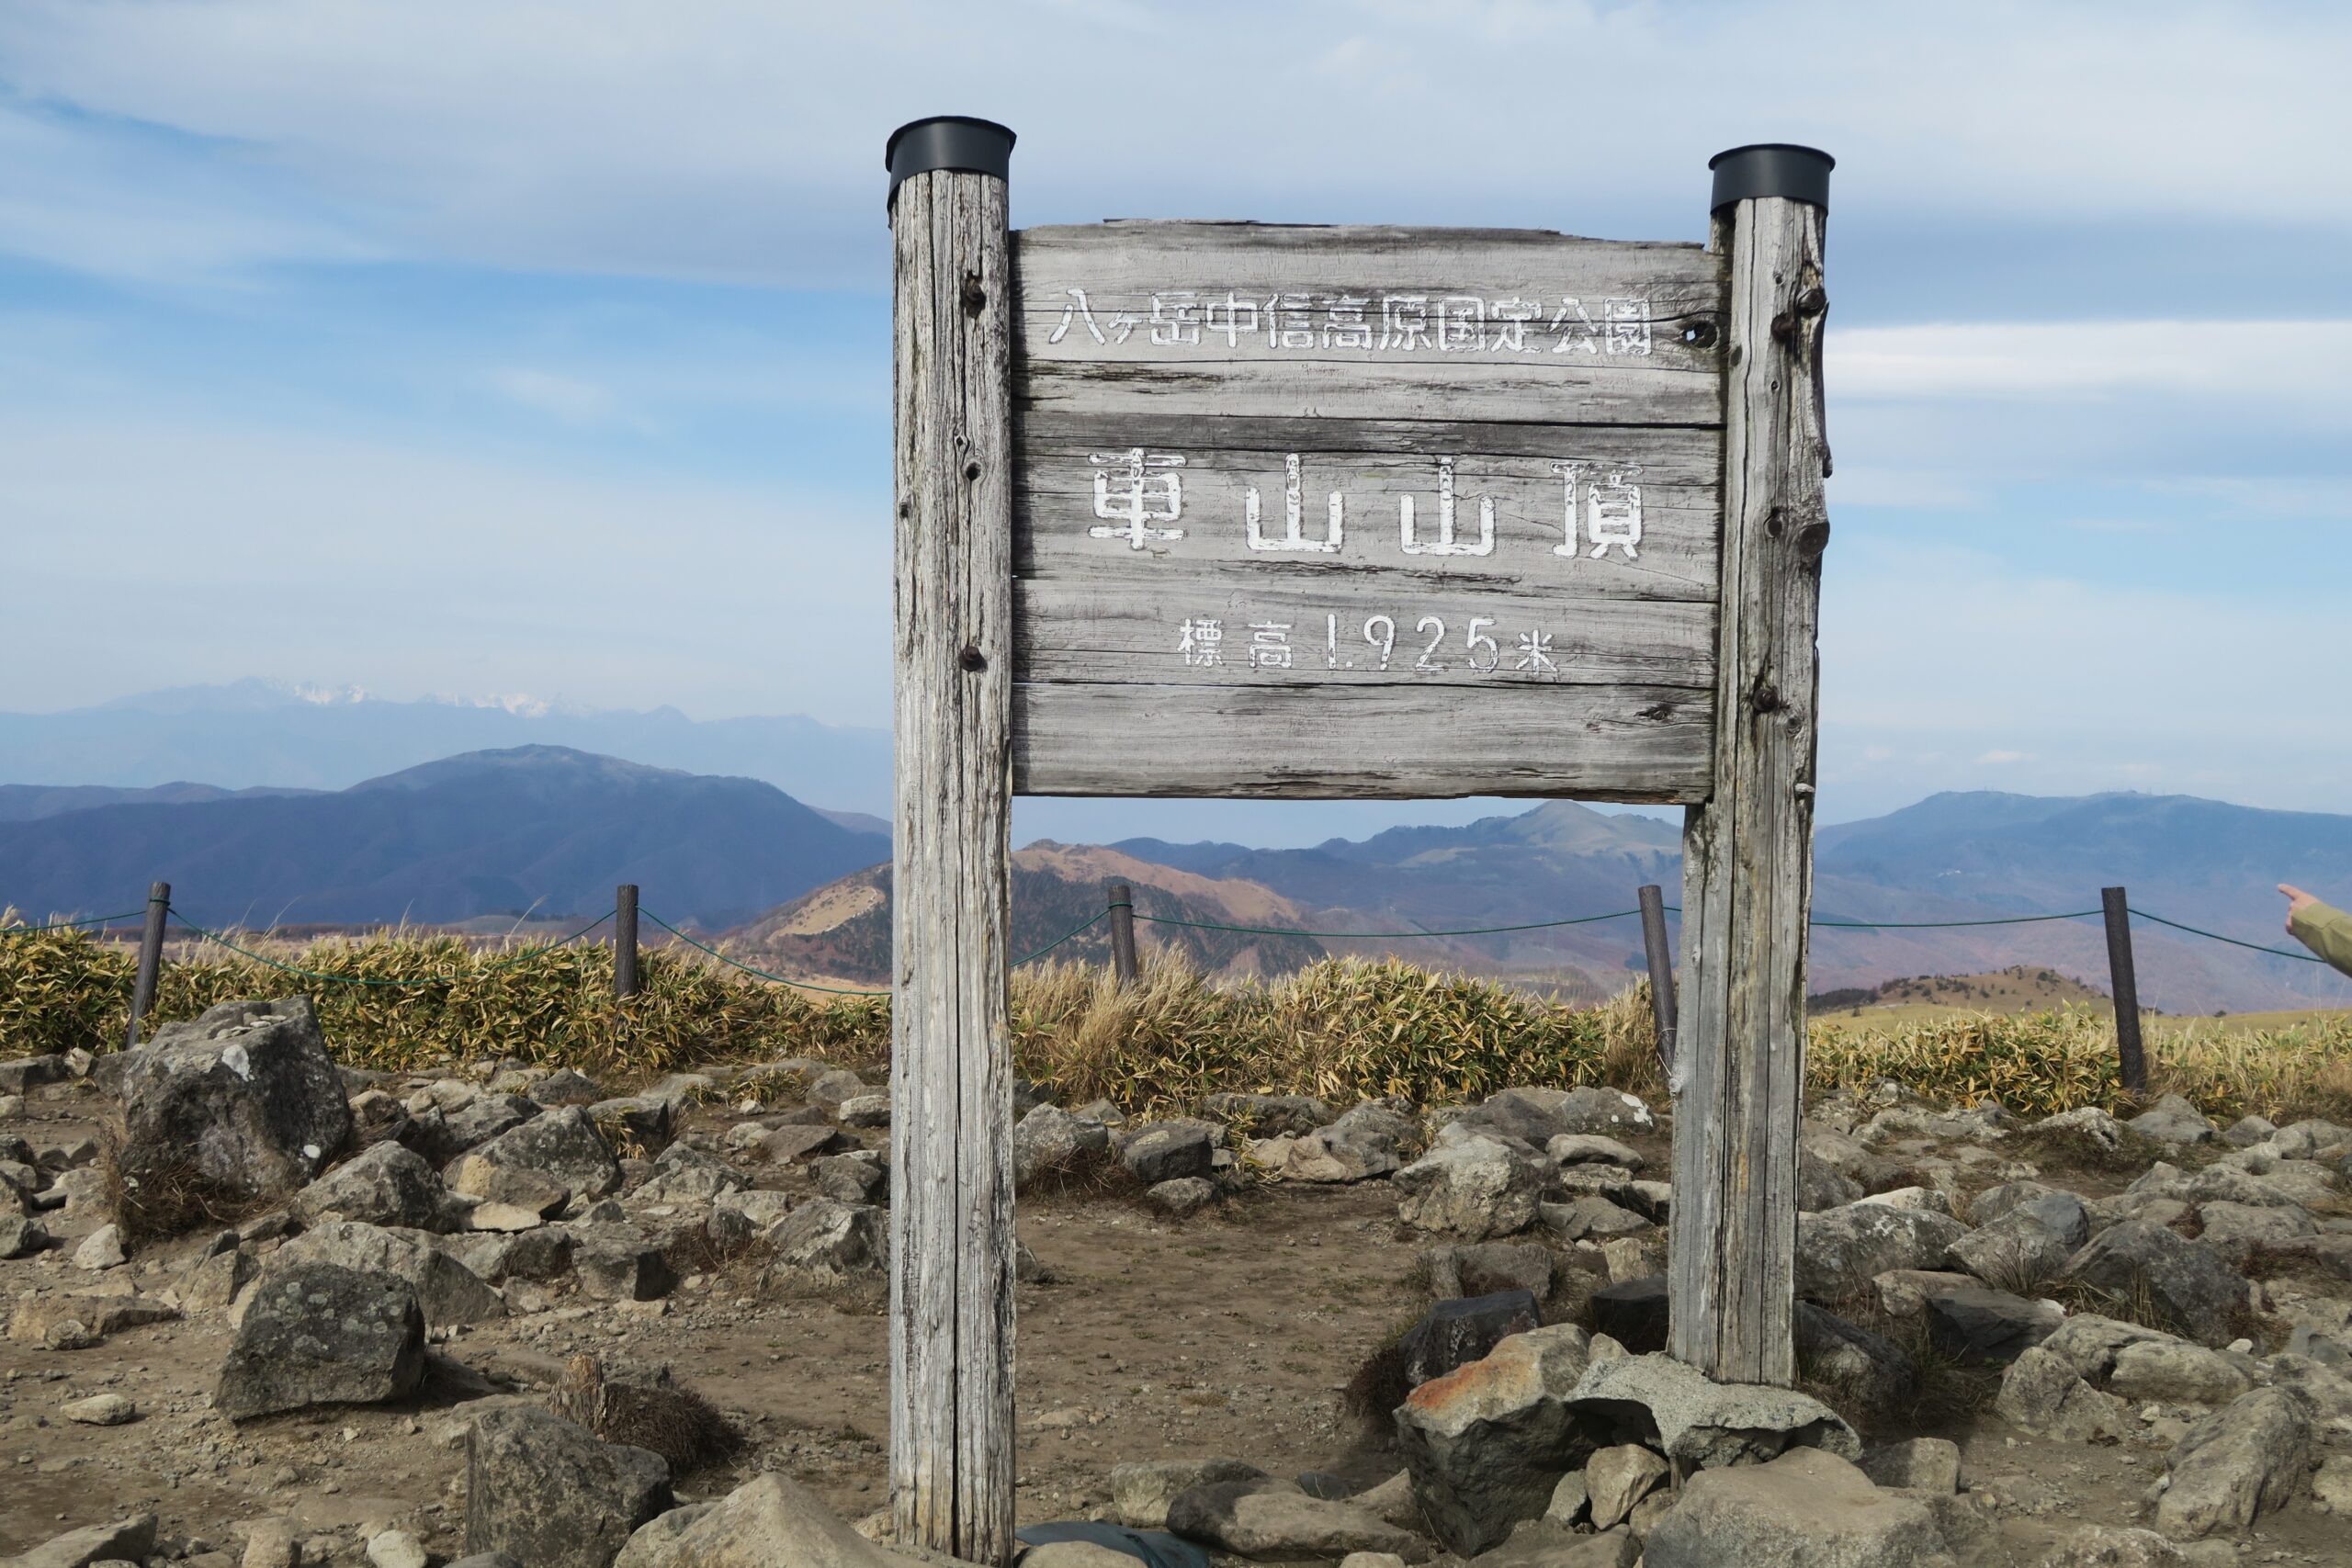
1563, 1351, 1860, 1470
2057, 1222, 2249, 1346
2154, 1387, 2312, 1538
1943, 1194, 2086, 1290
118, 997, 353, 1206
293, 1143, 462, 1233
1795, 1303, 1920, 1412
1013, 1104, 1112, 1188
1119, 1121, 1219, 1185
1110, 1459, 1272, 1530
467, 1405, 672, 1568
1993, 1346, 2129, 1442
451, 1109, 621, 1202
1396, 1289, 1543, 1390
0, 1514, 159, 1568
274, 1221, 506, 1327
766, 1199, 883, 1280
1796, 1202, 1969, 1303
1167, 1480, 1430, 1562
2128, 1094, 2215, 1146
613, 1471, 932, 1568
1392, 1324, 1596, 1555
1921, 1285, 2061, 1365
1394, 1137, 1544, 1239
1204, 1092, 1336, 1137
215, 1263, 425, 1420
1641, 1449, 1949, 1568
1286, 1104, 1417, 1183
2106, 1339, 2250, 1405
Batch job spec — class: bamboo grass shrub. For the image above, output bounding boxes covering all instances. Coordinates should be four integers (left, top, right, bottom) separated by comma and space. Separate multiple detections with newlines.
5, 921, 2347, 1122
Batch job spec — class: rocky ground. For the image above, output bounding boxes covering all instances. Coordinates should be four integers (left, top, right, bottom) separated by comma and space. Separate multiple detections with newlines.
2, 998, 2350, 1568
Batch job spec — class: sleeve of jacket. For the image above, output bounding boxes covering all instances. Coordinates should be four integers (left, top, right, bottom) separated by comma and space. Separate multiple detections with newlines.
2289, 900, 2352, 977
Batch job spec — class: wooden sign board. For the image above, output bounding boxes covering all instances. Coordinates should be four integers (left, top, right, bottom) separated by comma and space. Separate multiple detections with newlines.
1010, 223, 1724, 801
882, 118, 1831, 1567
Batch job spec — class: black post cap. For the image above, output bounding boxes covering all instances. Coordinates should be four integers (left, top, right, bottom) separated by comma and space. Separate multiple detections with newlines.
886, 116, 1015, 206
1708, 143, 1834, 212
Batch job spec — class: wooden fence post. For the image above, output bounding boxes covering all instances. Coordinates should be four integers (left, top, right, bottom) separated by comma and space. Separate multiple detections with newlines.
1668, 145, 1834, 1388
1637, 885, 1678, 1071
1106, 883, 1139, 987
2101, 886, 2148, 1096
885, 114, 1019, 1567
614, 885, 639, 1001
124, 881, 171, 1049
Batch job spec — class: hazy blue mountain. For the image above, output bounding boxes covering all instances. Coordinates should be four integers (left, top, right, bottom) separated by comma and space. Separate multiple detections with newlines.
0, 745, 886, 930
0, 680, 893, 817
0, 782, 321, 822
1114, 792, 2352, 1015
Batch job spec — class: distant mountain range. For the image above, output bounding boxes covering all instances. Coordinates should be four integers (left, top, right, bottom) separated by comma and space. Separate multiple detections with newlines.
0, 746, 887, 930
2, 728, 2346, 1013
0, 680, 893, 817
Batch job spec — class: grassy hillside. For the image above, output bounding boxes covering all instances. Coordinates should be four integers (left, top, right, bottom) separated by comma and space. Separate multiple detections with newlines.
6, 920, 2348, 1122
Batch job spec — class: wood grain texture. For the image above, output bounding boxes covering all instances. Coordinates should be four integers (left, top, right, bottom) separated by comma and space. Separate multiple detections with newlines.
1012, 222, 1724, 426
1666, 197, 1830, 1388
1012, 680, 1710, 800
888, 165, 1017, 1565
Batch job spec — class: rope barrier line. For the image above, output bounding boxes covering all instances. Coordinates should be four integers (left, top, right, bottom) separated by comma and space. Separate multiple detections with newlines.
639, 906, 1112, 997
165, 908, 615, 987
2128, 908, 2328, 965
1811, 909, 2103, 930
0, 909, 145, 935
1136, 908, 1648, 940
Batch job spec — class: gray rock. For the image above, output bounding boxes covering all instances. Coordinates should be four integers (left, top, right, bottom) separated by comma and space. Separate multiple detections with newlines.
1563, 1350, 1860, 1470
454, 1109, 620, 1202
454, 1225, 573, 1285
1859, 1437, 1961, 1494
2037, 1312, 2182, 1381
613, 1471, 932, 1568
1945, 1197, 2085, 1291
2036, 1105, 2129, 1151
1394, 1323, 1596, 1555
1543, 1194, 1650, 1242
2033, 1526, 2186, 1567
2193, 1199, 2312, 1261
294, 1143, 460, 1233
803, 1069, 866, 1114
811, 1154, 889, 1205
71, 1223, 124, 1270
275, 1221, 506, 1327
1470, 1522, 1636, 1568
2271, 1117, 2352, 1159
630, 1142, 747, 1205
1922, 1285, 2063, 1365
1583, 1444, 1668, 1529
466, 1405, 672, 1568
531, 1067, 605, 1106
366, 1529, 430, 1568
2220, 1114, 2276, 1148
1797, 1149, 1865, 1213
836, 1092, 890, 1127
1420, 1242, 1553, 1302
1120, 1121, 1218, 1185
1013, 1104, 1112, 1187
1553, 1088, 1656, 1136
1286, 1103, 1416, 1183
1795, 1202, 1971, 1302
0, 1514, 156, 1568
567, 1224, 678, 1302
215, 1263, 425, 1420
759, 1123, 849, 1165
1588, 1277, 1668, 1355
1146, 1177, 1216, 1218
1167, 1481, 1431, 1562
766, 1198, 882, 1279
1967, 1179, 2064, 1225
0, 1055, 69, 1095
1547, 1134, 1644, 1170
1871, 1269, 1979, 1319
2106, 1338, 2249, 1405
1641, 1448, 1945, 1568
61, 1392, 137, 1426
2154, 1387, 2312, 1538
118, 997, 353, 1207
1110, 1458, 1272, 1529
1396, 1289, 1543, 1390
1394, 1137, 1544, 1240
2128, 1094, 2215, 1145
2057, 1221, 2249, 1346
0, 1213, 51, 1259
442, 1093, 538, 1156
588, 1096, 673, 1154
1795, 1302, 1920, 1412
1993, 1346, 2129, 1441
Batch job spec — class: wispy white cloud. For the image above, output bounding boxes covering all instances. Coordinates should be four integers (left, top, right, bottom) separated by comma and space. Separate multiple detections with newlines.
1830, 321, 2352, 416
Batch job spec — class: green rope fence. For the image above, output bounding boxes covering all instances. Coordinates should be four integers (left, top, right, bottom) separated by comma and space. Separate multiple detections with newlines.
639, 906, 1112, 998
0, 910, 145, 936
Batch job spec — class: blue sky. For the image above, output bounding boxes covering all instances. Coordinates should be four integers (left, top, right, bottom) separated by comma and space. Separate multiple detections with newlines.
2, 0, 2346, 845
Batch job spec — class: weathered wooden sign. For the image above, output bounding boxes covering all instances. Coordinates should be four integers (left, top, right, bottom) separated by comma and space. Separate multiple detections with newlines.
1012, 223, 1724, 800
883, 116, 1832, 1565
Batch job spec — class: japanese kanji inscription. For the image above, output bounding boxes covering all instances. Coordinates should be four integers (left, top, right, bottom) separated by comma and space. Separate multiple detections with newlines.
1006, 221, 1727, 801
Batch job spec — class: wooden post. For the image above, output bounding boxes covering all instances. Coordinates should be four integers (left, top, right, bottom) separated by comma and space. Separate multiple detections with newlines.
125, 880, 170, 1049
885, 115, 1019, 1568
1668, 145, 1834, 1388
1106, 883, 1139, 987
614, 885, 639, 1001
1637, 884, 1678, 1071
2101, 886, 2148, 1096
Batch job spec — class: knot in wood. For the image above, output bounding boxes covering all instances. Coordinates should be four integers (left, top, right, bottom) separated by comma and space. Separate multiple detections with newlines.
1797, 520, 1832, 558
1750, 681, 1783, 715
1796, 286, 1828, 318
957, 645, 988, 672
960, 272, 987, 316
964, 460, 983, 480
1770, 311, 1798, 347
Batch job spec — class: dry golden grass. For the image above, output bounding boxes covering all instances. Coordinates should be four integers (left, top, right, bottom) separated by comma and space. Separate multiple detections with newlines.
6, 924, 2347, 1122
